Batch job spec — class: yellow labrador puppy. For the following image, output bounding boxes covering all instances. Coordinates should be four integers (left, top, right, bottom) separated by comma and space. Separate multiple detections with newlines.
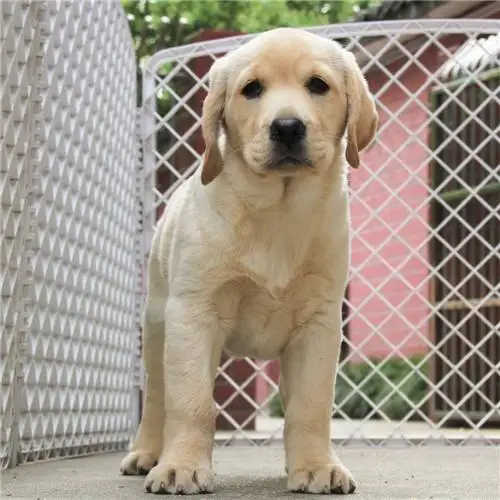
121, 27, 378, 495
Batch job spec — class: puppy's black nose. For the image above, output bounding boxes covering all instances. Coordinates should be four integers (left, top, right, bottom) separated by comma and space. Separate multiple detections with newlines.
269, 118, 306, 148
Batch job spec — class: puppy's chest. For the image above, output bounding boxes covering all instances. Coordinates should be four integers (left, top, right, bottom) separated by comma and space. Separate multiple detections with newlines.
214, 274, 328, 360
214, 215, 331, 359
237, 220, 312, 297
215, 279, 296, 359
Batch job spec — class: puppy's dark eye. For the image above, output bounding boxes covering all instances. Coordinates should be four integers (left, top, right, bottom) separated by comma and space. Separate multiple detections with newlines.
242, 80, 264, 99
307, 77, 330, 95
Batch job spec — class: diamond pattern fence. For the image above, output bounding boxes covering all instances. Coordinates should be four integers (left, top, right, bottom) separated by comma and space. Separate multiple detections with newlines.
141, 20, 500, 447
1, 0, 139, 469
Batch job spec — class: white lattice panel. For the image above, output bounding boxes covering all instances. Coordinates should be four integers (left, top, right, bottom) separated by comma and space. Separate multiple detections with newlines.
0, 0, 139, 466
1, 0, 42, 470
141, 20, 500, 446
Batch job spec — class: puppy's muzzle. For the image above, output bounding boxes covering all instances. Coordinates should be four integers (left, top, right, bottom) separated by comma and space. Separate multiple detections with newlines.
268, 117, 311, 170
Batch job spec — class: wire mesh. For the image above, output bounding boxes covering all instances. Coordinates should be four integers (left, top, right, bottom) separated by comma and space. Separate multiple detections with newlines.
1, 0, 139, 468
140, 19, 500, 447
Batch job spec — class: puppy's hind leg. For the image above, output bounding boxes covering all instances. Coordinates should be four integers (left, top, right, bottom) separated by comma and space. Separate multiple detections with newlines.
121, 257, 167, 476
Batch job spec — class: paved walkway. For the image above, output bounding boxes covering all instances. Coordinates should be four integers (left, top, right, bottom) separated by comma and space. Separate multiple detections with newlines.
238, 417, 500, 443
2, 446, 499, 499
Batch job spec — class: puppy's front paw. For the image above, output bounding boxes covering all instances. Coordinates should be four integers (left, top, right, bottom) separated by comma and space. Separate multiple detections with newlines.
144, 463, 214, 495
120, 450, 158, 476
288, 463, 356, 494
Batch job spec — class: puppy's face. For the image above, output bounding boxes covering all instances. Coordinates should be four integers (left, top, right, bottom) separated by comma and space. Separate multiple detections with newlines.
200, 28, 379, 185
226, 46, 346, 176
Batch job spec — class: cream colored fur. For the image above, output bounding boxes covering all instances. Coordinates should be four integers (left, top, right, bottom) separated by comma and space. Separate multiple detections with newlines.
120, 27, 378, 495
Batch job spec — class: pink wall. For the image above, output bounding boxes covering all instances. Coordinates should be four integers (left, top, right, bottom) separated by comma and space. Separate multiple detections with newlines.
348, 36, 467, 361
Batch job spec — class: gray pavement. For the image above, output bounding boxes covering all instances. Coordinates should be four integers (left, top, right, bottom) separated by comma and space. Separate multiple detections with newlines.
2, 446, 499, 499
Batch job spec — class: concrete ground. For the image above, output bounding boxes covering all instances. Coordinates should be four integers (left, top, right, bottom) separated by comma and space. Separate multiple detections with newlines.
2, 446, 499, 499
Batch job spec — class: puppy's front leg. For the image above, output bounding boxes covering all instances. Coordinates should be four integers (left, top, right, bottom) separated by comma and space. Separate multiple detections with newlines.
281, 305, 356, 495
144, 298, 223, 495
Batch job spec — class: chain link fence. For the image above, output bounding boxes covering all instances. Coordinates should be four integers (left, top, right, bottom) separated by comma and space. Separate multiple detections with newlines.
1, 0, 139, 469
141, 19, 500, 447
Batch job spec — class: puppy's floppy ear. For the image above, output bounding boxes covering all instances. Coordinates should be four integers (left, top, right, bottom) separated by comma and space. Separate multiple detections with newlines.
343, 51, 379, 169
200, 57, 227, 185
